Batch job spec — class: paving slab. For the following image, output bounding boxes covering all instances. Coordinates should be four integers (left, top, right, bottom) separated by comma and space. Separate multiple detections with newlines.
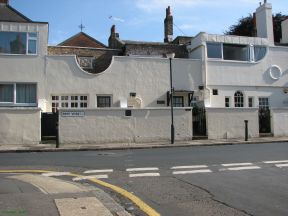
55, 197, 113, 216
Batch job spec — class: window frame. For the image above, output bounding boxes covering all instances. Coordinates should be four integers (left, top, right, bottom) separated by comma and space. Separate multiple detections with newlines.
225, 97, 230, 108
248, 97, 254, 107
96, 95, 112, 108
206, 42, 267, 62
51, 95, 88, 112
0, 83, 37, 107
173, 96, 184, 107
0, 31, 38, 56
234, 91, 244, 107
258, 97, 270, 108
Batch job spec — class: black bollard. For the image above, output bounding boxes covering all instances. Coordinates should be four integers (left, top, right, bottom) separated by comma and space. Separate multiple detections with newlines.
244, 120, 248, 141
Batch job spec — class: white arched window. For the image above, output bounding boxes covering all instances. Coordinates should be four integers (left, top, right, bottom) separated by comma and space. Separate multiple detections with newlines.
234, 91, 244, 107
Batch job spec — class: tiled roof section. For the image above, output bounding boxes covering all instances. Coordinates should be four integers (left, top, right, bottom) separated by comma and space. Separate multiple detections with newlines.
0, 4, 32, 22
58, 32, 107, 48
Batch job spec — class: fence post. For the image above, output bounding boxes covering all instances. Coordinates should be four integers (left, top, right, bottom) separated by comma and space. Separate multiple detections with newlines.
245, 120, 248, 141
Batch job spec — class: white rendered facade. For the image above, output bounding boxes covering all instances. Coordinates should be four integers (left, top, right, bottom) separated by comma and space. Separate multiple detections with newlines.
1, 1, 288, 144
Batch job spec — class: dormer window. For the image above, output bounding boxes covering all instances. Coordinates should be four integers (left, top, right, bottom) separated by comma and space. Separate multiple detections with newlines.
0, 32, 38, 55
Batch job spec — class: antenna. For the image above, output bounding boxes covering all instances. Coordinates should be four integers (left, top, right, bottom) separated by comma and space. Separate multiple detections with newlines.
173, 23, 186, 36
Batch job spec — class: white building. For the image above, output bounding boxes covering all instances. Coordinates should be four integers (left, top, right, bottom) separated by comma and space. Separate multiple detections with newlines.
1, 0, 288, 144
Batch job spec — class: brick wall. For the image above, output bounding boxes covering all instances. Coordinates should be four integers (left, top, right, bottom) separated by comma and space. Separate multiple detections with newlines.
124, 43, 188, 58
48, 46, 122, 73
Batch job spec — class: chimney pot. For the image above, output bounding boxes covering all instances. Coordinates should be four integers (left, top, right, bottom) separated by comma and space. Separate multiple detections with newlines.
111, 25, 116, 34
166, 6, 172, 17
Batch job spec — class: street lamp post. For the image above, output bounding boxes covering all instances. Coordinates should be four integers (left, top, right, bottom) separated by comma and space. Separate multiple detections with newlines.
167, 53, 175, 144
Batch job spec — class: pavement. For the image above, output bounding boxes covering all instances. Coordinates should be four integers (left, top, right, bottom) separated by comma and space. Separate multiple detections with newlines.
1, 136, 288, 216
0, 173, 132, 216
0, 136, 288, 153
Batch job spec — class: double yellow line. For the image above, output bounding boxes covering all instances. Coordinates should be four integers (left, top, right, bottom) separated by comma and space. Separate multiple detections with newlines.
0, 170, 160, 216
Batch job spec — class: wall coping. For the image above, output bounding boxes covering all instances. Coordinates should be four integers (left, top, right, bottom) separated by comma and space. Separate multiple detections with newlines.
58, 107, 193, 112
206, 107, 259, 112
0, 107, 41, 111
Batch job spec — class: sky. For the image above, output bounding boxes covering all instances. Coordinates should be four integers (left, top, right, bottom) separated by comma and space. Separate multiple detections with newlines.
9, 0, 288, 46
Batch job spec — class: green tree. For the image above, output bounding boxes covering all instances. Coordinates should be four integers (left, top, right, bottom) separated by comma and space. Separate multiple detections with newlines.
225, 13, 287, 43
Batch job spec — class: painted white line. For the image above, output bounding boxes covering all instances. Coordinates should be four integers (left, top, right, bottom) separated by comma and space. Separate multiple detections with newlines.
126, 167, 159, 172
129, 173, 160, 178
263, 160, 288, 164
223, 166, 261, 171
42, 172, 71, 177
73, 175, 108, 181
173, 169, 212, 175
83, 169, 113, 174
221, 163, 253, 167
275, 164, 288, 168
171, 165, 208, 169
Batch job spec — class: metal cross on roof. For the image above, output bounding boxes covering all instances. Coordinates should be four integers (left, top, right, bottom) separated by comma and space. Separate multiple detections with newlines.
79, 22, 85, 32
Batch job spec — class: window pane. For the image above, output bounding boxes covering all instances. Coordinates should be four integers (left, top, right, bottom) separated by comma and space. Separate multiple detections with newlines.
234, 91, 244, 107
97, 96, 111, 107
225, 97, 230, 107
28, 39, 37, 54
207, 43, 222, 58
0, 84, 13, 102
248, 97, 254, 107
254, 46, 267, 61
259, 97, 269, 108
0, 32, 27, 54
173, 96, 184, 107
223, 44, 249, 61
16, 84, 36, 104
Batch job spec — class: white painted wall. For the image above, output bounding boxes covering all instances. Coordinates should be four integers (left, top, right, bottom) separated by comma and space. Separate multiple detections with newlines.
59, 108, 192, 144
0, 22, 49, 110
208, 86, 288, 108
271, 108, 288, 137
44, 56, 202, 111
0, 108, 41, 144
206, 108, 259, 139
256, 3, 274, 45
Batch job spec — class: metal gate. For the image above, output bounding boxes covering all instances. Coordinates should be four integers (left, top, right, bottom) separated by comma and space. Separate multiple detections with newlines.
41, 112, 58, 140
259, 108, 271, 134
192, 107, 207, 137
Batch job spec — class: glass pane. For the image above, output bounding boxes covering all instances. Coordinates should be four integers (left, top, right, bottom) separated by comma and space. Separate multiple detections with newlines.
223, 44, 249, 61
0, 32, 27, 54
0, 84, 13, 102
207, 43, 222, 58
97, 96, 111, 107
16, 84, 36, 104
28, 39, 37, 54
254, 46, 267, 61
173, 96, 184, 107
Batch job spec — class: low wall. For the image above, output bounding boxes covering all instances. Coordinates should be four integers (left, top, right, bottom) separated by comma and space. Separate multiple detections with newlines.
206, 108, 259, 139
0, 108, 41, 144
271, 108, 288, 137
59, 108, 193, 144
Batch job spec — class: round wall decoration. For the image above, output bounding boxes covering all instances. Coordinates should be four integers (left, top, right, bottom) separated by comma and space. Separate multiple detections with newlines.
269, 65, 282, 80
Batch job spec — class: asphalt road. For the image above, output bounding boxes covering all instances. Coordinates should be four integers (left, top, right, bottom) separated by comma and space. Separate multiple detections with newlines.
0, 142, 288, 216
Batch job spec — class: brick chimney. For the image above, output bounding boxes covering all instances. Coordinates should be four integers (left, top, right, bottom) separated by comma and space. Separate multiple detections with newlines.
0, 0, 9, 4
108, 25, 121, 48
164, 6, 173, 43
